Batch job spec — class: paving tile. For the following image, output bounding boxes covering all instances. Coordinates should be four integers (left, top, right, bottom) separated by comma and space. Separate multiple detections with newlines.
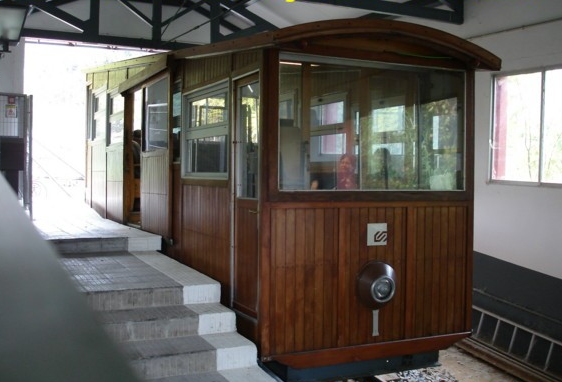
151, 371, 230, 382
126, 337, 218, 379
131, 251, 221, 304
125, 336, 215, 360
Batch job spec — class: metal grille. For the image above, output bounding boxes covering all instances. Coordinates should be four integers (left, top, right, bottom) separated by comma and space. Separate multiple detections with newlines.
472, 306, 562, 380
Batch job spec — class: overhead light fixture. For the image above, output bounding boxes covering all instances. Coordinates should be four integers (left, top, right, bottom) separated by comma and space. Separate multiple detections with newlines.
0, 3, 30, 53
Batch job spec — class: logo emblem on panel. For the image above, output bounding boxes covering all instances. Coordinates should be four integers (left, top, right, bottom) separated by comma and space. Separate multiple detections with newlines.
367, 223, 388, 246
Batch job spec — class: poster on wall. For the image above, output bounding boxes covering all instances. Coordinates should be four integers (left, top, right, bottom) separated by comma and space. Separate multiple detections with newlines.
5, 104, 17, 118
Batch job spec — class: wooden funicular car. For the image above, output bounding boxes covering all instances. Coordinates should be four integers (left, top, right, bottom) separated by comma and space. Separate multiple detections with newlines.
85, 18, 500, 381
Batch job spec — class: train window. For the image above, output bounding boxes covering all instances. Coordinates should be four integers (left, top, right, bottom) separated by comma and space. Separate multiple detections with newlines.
108, 92, 124, 145
88, 90, 106, 141
237, 80, 260, 199
182, 82, 229, 179
145, 78, 168, 151
278, 54, 465, 191
172, 81, 182, 162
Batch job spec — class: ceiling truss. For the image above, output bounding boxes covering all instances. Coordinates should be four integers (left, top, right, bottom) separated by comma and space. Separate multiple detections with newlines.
6, 0, 463, 51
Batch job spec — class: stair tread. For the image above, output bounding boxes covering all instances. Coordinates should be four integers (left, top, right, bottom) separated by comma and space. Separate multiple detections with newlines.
99, 305, 196, 323
149, 366, 277, 382
99, 303, 233, 323
123, 332, 254, 361
60, 252, 182, 293
125, 336, 215, 360
149, 371, 229, 382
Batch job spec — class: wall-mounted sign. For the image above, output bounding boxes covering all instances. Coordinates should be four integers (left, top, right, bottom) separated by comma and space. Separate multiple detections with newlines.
367, 223, 387, 246
5, 104, 17, 118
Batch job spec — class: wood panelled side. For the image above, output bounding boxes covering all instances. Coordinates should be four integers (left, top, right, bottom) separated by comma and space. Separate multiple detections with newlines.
85, 143, 92, 206
181, 184, 231, 304
267, 206, 408, 356
337, 207, 407, 346
182, 55, 231, 90
269, 207, 337, 355
108, 68, 128, 90
264, 203, 470, 360
128, 66, 146, 78
232, 50, 261, 72
408, 205, 469, 338
168, 164, 183, 261
106, 145, 124, 222
90, 140, 106, 217
92, 72, 108, 92
140, 151, 169, 236
234, 199, 259, 317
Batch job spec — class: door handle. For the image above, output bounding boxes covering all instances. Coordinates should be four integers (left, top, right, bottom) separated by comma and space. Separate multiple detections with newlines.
249, 209, 258, 214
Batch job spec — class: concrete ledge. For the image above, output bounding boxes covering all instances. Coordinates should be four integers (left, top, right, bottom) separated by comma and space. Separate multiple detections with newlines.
202, 332, 258, 370
190, 303, 236, 335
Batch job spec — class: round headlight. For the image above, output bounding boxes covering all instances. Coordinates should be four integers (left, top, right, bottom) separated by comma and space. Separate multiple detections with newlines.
356, 261, 397, 309
371, 276, 395, 303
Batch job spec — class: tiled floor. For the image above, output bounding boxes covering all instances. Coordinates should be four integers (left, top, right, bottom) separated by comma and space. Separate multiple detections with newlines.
33, 196, 161, 252
61, 252, 181, 292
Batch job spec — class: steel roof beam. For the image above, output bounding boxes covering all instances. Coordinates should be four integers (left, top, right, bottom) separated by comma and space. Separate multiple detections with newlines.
17, 0, 462, 51
294, 0, 463, 24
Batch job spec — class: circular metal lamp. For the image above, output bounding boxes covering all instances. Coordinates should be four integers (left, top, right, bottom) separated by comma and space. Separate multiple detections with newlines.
356, 261, 397, 309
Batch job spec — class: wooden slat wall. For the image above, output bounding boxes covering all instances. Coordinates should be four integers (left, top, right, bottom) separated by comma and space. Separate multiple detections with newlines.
264, 203, 469, 357
181, 184, 231, 303
92, 72, 108, 92
108, 69, 128, 91
234, 199, 260, 316
180, 51, 261, 90
183, 55, 231, 90
233, 51, 261, 72
90, 141, 106, 217
128, 66, 147, 78
407, 205, 469, 338
85, 144, 92, 206
173, 52, 261, 304
106, 145, 124, 223
86, 59, 156, 224
168, 164, 183, 261
140, 152, 169, 236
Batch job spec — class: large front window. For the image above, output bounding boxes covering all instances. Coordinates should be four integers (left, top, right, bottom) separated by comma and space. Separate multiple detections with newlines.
278, 54, 465, 191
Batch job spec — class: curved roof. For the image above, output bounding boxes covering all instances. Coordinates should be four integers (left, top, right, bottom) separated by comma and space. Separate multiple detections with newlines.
172, 18, 501, 71
120, 18, 500, 94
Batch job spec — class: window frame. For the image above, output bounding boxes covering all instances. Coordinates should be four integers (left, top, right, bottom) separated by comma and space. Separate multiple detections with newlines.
182, 80, 230, 181
489, 66, 562, 187
88, 86, 107, 142
107, 90, 125, 146
144, 77, 169, 152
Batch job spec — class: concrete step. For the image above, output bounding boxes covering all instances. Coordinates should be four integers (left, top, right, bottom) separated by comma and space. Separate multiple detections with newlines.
50, 232, 161, 254
60, 251, 221, 310
150, 366, 279, 382
123, 333, 258, 380
59, 250, 277, 382
99, 303, 236, 342
131, 251, 221, 305
86, 286, 184, 311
